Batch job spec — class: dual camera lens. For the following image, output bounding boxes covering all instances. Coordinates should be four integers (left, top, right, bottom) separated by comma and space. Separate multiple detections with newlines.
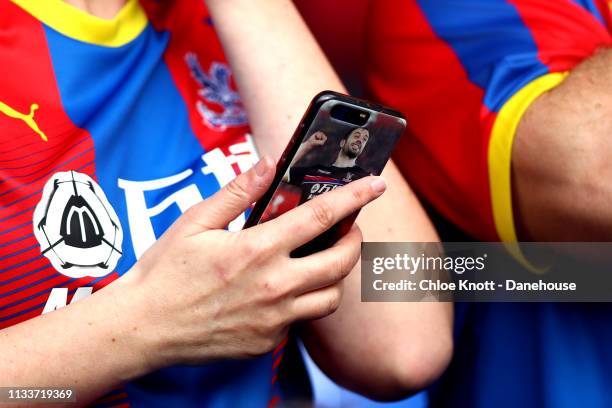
330, 104, 370, 127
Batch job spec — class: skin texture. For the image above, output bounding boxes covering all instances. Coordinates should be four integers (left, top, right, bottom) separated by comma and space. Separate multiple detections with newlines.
0, 0, 452, 405
513, 48, 612, 243
206, 0, 452, 399
0, 158, 387, 407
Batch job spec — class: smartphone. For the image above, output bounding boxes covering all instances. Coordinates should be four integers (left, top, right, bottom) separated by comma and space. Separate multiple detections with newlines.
244, 91, 406, 257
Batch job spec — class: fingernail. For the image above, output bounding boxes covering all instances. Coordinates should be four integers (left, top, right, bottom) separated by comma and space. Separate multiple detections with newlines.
370, 177, 387, 194
254, 156, 269, 177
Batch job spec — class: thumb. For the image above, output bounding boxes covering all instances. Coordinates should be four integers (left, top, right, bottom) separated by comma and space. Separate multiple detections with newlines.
182, 156, 275, 233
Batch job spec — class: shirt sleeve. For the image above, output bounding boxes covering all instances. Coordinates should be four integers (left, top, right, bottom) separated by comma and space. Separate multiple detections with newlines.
366, 0, 612, 249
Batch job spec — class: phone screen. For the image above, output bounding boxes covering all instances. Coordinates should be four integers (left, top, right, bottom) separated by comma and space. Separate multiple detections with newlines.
255, 98, 405, 226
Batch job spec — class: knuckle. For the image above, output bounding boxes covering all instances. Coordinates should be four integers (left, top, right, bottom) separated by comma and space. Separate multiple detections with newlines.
259, 275, 285, 300
324, 288, 342, 315
261, 308, 286, 332
350, 182, 367, 203
335, 253, 354, 279
242, 231, 278, 262
239, 236, 259, 261
309, 200, 335, 230
225, 177, 250, 201
181, 204, 201, 225
256, 239, 277, 259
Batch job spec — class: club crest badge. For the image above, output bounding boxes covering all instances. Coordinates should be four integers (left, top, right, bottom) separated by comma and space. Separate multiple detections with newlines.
33, 171, 123, 278
185, 52, 248, 131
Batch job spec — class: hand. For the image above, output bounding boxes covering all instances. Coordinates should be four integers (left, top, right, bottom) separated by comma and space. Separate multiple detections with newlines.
306, 131, 328, 147
119, 156, 386, 368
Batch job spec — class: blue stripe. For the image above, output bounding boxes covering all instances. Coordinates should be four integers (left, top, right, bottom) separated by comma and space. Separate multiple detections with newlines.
43, 24, 219, 277
0, 147, 93, 187
43, 21, 273, 408
0, 206, 35, 223
303, 181, 343, 185
0, 275, 106, 313
0, 273, 59, 299
0, 263, 51, 288
0, 301, 45, 322
417, 0, 550, 112
0, 137, 87, 171
0, 244, 38, 261
570, 0, 606, 25
0, 221, 31, 237
0, 140, 39, 156
0, 159, 93, 198
0, 233, 33, 249
1, 188, 42, 208
0, 140, 75, 163
0, 255, 42, 273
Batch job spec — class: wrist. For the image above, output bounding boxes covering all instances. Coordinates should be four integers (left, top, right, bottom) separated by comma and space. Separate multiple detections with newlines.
102, 267, 167, 379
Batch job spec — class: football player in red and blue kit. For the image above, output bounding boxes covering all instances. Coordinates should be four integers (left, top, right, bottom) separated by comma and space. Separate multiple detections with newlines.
363, 1, 612, 407
0, 0, 452, 406
285, 129, 371, 204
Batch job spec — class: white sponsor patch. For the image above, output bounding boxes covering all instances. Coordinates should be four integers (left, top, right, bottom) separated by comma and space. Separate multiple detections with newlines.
33, 171, 123, 278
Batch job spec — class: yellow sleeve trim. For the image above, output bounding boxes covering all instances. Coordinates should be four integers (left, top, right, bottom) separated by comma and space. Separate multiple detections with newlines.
11, 0, 147, 48
488, 72, 568, 270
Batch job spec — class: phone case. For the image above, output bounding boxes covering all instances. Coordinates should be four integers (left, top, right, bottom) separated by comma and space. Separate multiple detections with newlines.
245, 91, 406, 256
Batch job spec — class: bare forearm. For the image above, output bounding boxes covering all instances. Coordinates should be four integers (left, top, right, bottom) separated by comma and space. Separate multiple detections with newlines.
205, 0, 344, 158
204, 0, 454, 397
0, 277, 150, 407
514, 48, 612, 242
303, 163, 453, 400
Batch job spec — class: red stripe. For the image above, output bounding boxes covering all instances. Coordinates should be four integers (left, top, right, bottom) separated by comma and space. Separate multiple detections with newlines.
1, 272, 119, 325
1, 275, 73, 309
0, 2, 104, 332
0, 308, 41, 329
272, 355, 283, 371
272, 335, 288, 357
0, 139, 91, 196
0, 257, 47, 283
141, 0, 252, 153
0, 244, 39, 270
267, 395, 281, 408
366, 0, 496, 239
594, 0, 612, 28
508, 0, 612, 73
0, 145, 93, 190
0, 275, 98, 315
303, 175, 339, 183
0, 262, 52, 288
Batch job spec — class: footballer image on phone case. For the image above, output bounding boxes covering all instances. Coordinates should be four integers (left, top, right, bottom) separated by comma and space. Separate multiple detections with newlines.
245, 91, 406, 255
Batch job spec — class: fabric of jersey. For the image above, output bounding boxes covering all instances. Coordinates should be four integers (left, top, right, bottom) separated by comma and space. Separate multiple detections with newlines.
288, 164, 369, 204
0, 0, 284, 406
366, 0, 612, 245
365, 1, 612, 408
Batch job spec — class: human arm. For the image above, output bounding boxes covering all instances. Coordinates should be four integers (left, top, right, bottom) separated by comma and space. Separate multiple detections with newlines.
282, 131, 328, 182
513, 48, 612, 242
0, 159, 385, 407
302, 162, 453, 401
204, 0, 342, 159
205, 0, 453, 398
